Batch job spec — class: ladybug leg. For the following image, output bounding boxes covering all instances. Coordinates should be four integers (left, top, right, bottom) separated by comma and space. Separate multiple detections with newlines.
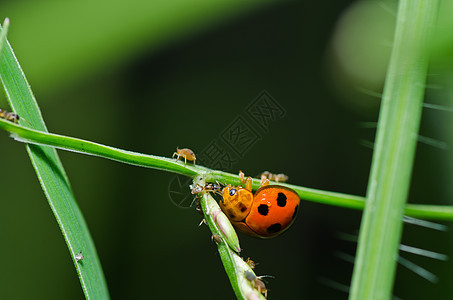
239, 170, 246, 184
239, 171, 253, 191
245, 176, 253, 191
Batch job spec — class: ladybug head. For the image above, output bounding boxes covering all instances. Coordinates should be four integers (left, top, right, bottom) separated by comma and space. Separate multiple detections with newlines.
221, 185, 238, 203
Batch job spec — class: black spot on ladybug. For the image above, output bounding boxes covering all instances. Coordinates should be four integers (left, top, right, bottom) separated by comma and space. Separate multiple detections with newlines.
258, 204, 269, 216
267, 223, 282, 233
292, 205, 299, 219
277, 193, 287, 207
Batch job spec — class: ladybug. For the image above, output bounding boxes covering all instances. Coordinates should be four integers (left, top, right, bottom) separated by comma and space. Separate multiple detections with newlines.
220, 171, 300, 238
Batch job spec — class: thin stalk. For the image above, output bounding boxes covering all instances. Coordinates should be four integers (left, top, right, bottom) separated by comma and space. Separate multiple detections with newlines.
1, 118, 452, 221
350, 1, 439, 299
199, 192, 264, 300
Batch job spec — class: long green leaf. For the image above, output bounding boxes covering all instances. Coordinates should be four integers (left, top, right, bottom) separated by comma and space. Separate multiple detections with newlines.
350, 1, 439, 299
0, 18, 8, 54
0, 22, 109, 299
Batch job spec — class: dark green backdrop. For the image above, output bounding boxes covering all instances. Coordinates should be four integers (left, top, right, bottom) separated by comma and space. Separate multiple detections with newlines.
1, 0, 452, 299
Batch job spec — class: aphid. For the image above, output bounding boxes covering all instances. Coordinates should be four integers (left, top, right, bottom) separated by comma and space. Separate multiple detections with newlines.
220, 171, 300, 238
259, 171, 289, 183
212, 234, 222, 244
245, 271, 268, 298
75, 252, 84, 262
245, 257, 256, 270
0, 108, 20, 123
172, 147, 196, 165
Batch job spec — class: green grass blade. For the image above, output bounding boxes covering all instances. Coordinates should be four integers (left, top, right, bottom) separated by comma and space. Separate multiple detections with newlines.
350, 1, 439, 299
0, 18, 9, 54
0, 23, 109, 299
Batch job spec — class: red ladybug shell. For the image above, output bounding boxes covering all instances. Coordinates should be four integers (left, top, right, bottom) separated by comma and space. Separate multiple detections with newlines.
222, 185, 300, 238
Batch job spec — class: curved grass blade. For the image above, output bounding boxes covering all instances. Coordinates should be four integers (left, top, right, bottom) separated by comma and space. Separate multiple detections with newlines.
0, 18, 9, 54
0, 22, 109, 299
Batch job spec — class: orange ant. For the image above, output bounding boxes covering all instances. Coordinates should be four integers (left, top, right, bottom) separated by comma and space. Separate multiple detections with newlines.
190, 182, 222, 195
191, 182, 222, 216
172, 147, 196, 165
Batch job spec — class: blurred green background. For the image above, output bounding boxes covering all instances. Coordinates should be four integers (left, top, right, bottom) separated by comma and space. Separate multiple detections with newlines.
1, 0, 452, 299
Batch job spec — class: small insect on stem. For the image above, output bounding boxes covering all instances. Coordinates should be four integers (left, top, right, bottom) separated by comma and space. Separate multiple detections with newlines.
245, 257, 256, 270
0, 108, 20, 123
245, 271, 268, 298
172, 147, 196, 165
75, 251, 84, 262
191, 182, 223, 216
212, 234, 222, 244
259, 171, 289, 183
190, 182, 222, 195
0, 108, 32, 126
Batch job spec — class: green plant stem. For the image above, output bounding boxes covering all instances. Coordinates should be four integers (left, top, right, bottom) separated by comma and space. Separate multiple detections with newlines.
350, 1, 439, 299
199, 192, 243, 298
199, 192, 264, 300
1, 118, 452, 221
3, 119, 200, 177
